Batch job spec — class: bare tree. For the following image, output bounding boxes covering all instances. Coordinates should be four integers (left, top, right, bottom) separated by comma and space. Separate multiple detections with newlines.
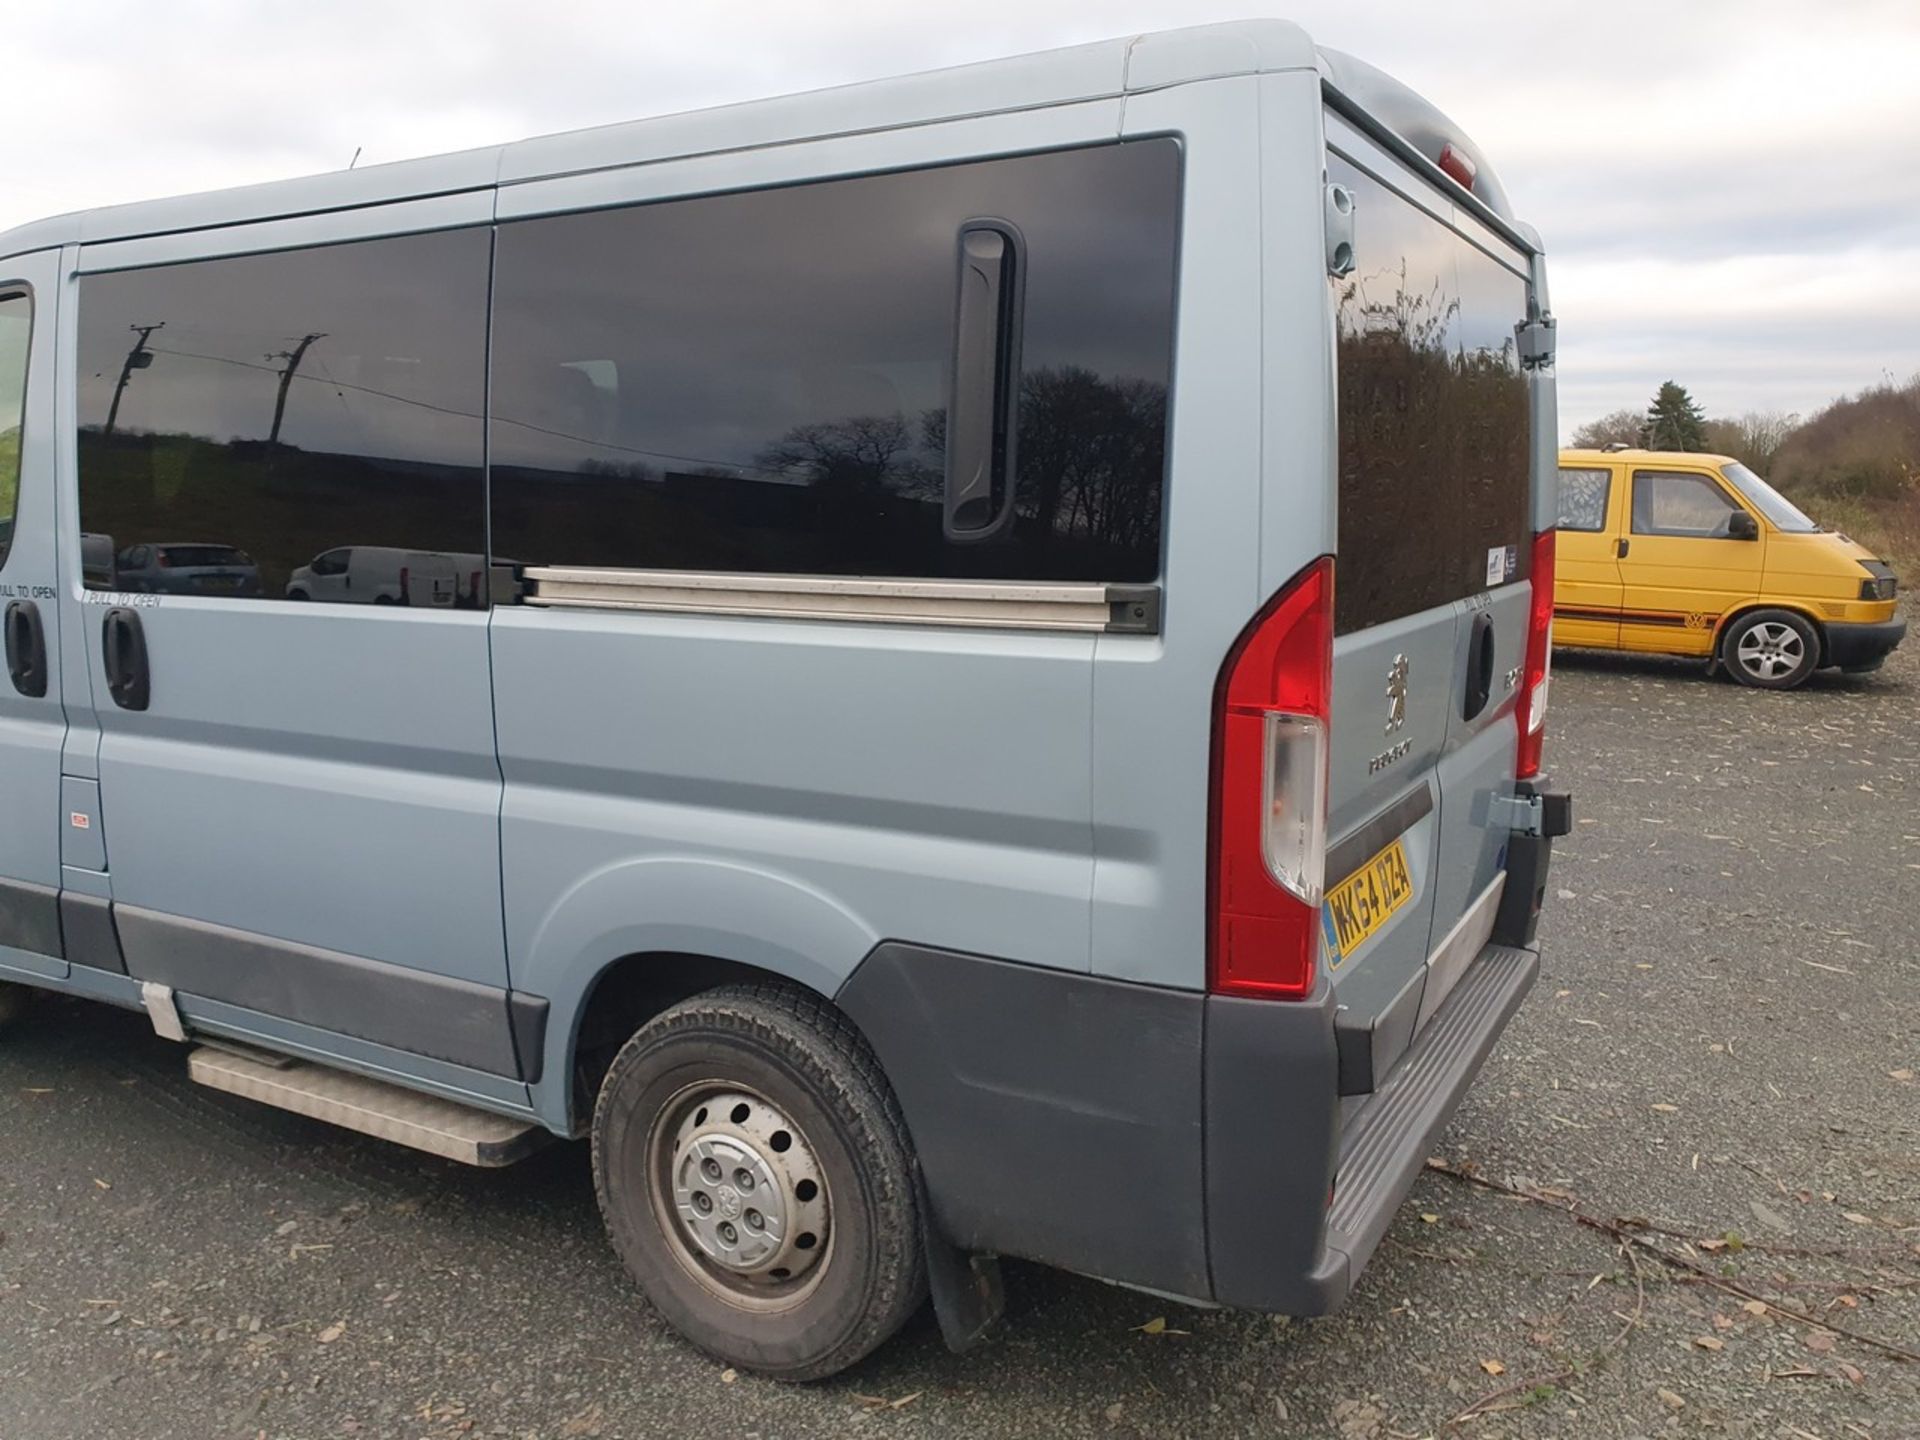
1569, 409, 1646, 449
1703, 410, 1799, 474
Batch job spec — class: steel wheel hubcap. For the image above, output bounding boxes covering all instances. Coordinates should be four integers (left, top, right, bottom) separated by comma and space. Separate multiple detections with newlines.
1736, 623, 1803, 680
655, 1086, 830, 1295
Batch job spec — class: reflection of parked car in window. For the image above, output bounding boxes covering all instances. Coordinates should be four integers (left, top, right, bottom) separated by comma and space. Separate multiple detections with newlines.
115, 542, 261, 596
287, 546, 484, 607
80, 532, 117, 589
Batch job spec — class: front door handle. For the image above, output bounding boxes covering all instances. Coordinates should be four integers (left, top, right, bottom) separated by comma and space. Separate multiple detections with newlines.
1616, 538, 1630, 559
4, 599, 47, 697
101, 607, 151, 711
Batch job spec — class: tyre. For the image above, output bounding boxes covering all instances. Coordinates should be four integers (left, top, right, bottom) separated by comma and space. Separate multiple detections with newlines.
591, 983, 926, 1380
0, 982, 31, 1032
1722, 609, 1819, 690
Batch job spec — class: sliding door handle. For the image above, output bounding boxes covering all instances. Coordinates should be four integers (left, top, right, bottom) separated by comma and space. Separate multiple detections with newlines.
4, 600, 46, 697
101, 606, 150, 711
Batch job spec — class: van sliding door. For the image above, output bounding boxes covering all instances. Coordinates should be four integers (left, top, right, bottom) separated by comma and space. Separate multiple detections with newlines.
66, 220, 526, 1095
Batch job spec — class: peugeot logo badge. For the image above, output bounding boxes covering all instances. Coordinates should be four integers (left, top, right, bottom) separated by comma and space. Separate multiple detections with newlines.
1385, 654, 1409, 735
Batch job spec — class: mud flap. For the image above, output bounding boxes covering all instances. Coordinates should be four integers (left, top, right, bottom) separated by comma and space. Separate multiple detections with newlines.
919, 1168, 1005, 1352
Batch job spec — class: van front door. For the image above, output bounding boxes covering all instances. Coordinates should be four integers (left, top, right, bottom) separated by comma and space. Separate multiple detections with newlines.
1617, 468, 1764, 655
0, 252, 69, 982
65, 220, 527, 1090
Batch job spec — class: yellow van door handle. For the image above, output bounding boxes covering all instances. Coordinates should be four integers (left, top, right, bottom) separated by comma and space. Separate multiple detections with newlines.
1615, 538, 1630, 559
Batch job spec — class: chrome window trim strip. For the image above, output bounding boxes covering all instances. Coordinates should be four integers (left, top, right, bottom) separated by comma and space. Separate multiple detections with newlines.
520, 567, 1159, 633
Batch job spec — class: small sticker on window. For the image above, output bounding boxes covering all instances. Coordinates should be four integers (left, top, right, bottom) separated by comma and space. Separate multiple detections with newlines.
1486, 547, 1507, 586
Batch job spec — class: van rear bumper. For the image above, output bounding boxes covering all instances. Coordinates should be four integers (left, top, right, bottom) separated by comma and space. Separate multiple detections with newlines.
1207, 941, 1538, 1312
838, 935, 1539, 1317
1825, 617, 1906, 670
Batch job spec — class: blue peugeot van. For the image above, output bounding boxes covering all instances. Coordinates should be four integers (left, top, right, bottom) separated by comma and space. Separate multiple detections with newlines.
0, 20, 1568, 1378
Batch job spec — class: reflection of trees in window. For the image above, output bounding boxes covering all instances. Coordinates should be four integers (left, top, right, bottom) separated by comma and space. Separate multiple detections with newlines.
702, 365, 1169, 578
1017, 367, 1166, 559
755, 413, 940, 503
1333, 260, 1530, 634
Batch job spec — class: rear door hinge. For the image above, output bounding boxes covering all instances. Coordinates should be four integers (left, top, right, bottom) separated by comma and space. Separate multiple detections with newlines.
1514, 313, 1556, 370
1490, 789, 1572, 837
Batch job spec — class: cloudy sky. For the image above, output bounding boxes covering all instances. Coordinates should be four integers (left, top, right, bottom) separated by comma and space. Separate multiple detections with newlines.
2, 0, 1915, 439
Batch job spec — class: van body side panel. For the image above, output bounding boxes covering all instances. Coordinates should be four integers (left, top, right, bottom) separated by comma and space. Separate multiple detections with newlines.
1089, 77, 1272, 987
489, 121, 1183, 1130
494, 609, 1098, 975
0, 251, 69, 978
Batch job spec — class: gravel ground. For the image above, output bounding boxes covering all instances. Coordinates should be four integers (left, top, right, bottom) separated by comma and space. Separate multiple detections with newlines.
2, 630, 1915, 1439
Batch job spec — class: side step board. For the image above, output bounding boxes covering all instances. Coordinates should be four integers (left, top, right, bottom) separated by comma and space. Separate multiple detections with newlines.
187, 1045, 550, 1167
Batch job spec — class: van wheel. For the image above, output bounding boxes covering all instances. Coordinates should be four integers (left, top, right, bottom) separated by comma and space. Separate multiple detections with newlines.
591, 983, 925, 1381
0, 982, 31, 1032
1722, 610, 1820, 689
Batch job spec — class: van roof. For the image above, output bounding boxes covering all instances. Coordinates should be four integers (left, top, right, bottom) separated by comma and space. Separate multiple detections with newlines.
1561, 448, 1740, 467
0, 20, 1528, 260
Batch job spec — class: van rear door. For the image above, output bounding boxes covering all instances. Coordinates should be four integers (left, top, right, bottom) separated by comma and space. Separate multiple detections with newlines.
1321, 133, 1536, 1092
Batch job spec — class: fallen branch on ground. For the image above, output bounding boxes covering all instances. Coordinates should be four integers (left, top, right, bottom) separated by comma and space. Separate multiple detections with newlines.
1425, 1160, 1920, 1366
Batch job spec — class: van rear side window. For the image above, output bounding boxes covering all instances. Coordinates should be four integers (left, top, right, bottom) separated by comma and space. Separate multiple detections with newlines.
1329, 156, 1531, 636
1556, 467, 1611, 532
488, 141, 1181, 584
0, 292, 29, 571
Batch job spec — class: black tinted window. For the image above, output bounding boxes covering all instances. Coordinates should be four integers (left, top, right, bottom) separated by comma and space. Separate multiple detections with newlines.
489, 142, 1180, 583
1330, 157, 1532, 635
1556, 467, 1611, 532
76, 230, 490, 604
0, 292, 29, 571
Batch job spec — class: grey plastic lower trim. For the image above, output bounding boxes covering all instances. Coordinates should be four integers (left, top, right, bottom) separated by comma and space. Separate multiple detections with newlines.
115, 905, 526, 1079
60, 891, 127, 975
836, 942, 1209, 1300
507, 991, 549, 1086
0, 877, 63, 959
1327, 783, 1434, 888
1323, 944, 1537, 1295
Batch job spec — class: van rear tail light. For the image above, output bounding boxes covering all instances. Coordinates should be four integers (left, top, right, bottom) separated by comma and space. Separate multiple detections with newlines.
1516, 530, 1556, 779
1209, 557, 1333, 1001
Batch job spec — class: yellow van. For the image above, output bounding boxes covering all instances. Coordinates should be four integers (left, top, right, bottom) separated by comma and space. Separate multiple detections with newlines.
1554, 449, 1904, 688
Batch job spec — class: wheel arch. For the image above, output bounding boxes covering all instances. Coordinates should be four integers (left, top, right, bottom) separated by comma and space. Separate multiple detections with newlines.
517, 857, 881, 1133
1713, 601, 1829, 668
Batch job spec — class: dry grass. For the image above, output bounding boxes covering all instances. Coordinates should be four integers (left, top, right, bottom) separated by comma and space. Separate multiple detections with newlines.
1767, 376, 1920, 575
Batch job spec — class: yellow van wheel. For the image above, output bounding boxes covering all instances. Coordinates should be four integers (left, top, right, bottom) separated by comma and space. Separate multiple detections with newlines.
1721, 609, 1820, 690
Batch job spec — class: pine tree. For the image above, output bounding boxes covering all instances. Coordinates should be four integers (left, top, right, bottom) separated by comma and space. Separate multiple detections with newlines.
1645, 381, 1708, 451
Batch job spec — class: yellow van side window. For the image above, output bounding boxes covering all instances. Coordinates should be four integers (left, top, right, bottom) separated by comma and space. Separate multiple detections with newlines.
1631, 471, 1740, 538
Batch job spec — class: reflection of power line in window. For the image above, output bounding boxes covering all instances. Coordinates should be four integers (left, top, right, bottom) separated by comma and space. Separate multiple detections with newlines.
133, 343, 773, 477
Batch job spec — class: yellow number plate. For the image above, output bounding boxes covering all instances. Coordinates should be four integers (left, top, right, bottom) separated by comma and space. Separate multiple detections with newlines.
1322, 839, 1414, 963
